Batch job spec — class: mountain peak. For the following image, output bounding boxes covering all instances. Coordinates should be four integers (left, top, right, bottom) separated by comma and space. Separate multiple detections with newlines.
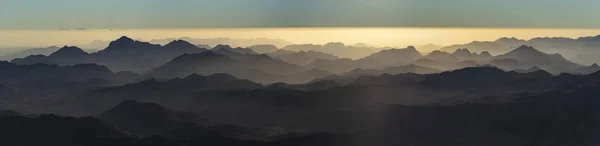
212, 44, 233, 50
97, 100, 173, 136
591, 63, 599, 68
452, 48, 472, 55
406, 46, 417, 51
529, 66, 542, 70
324, 42, 346, 48
50, 46, 88, 56
116, 36, 134, 43
479, 51, 492, 56
58, 45, 85, 52
352, 43, 372, 48
184, 73, 202, 78
504, 45, 545, 56
496, 37, 521, 42
106, 36, 136, 48
164, 40, 196, 48
514, 45, 538, 51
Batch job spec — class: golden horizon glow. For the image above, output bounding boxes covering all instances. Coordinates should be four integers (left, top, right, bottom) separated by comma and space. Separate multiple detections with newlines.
2, 28, 600, 52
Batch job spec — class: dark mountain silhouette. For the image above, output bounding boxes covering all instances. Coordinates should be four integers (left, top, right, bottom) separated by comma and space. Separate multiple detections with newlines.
320, 42, 374, 59
93, 37, 207, 72
281, 42, 375, 59
411, 58, 447, 70
361, 46, 422, 66
440, 37, 529, 55
419, 66, 553, 89
307, 46, 423, 73
306, 58, 367, 73
97, 100, 306, 142
571, 63, 600, 75
380, 64, 440, 74
146, 49, 306, 83
47, 46, 90, 64
0, 111, 340, 146
451, 48, 492, 61
12, 36, 207, 73
0, 114, 135, 145
196, 44, 212, 49
212, 44, 258, 55
0, 61, 136, 83
281, 44, 321, 52
494, 45, 582, 74
268, 49, 296, 56
97, 100, 183, 136
248, 44, 279, 54
7, 34, 600, 146
0, 110, 19, 117
286, 68, 333, 83
514, 66, 544, 73
414, 50, 459, 70
489, 58, 520, 68
338, 64, 440, 79
150, 37, 291, 48
401, 48, 495, 70
11, 46, 90, 65
456, 60, 480, 68
128, 73, 262, 91
0, 61, 139, 111
269, 50, 340, 65
57, 73, 262, 116
424, 50, 458, 62
144, 52, 237, 79
439, 35, 600, 65
36, 64, 600, 146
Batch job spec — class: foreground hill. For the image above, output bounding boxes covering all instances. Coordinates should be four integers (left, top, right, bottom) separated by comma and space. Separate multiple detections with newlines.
33, 67, 600, 146
0, 61, 139, 111
0, 111, 340, 146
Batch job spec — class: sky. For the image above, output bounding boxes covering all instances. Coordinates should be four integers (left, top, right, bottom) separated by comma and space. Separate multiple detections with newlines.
1, 0, 599, 29
1, 0, 600, 49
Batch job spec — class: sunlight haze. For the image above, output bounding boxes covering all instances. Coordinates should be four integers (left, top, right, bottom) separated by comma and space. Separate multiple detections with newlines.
2, 28, 600, 52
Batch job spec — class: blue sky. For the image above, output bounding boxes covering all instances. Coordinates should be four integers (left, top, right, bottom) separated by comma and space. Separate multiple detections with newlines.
1, 0, 599, 29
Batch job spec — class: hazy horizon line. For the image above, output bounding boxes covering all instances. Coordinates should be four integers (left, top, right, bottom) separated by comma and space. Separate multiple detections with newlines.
2, 27, 600, 49
4, 27, 600, 30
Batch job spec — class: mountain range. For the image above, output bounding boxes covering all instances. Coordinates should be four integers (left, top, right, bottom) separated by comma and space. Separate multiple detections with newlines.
5, 34, 600, 146
18, 64, 599, 146
149, 37, 292, 48
440, 35, 600, 65
12, 36, 207, 73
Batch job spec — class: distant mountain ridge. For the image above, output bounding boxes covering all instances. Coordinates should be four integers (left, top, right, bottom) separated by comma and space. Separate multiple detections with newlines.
281, 42, 375, 59
440, 35, 600, 65
7, 36, 600, 85
144, 50, 314, 84
150, 37, 292, 48
12, 36, 207, 73
0, 46, 60, 61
